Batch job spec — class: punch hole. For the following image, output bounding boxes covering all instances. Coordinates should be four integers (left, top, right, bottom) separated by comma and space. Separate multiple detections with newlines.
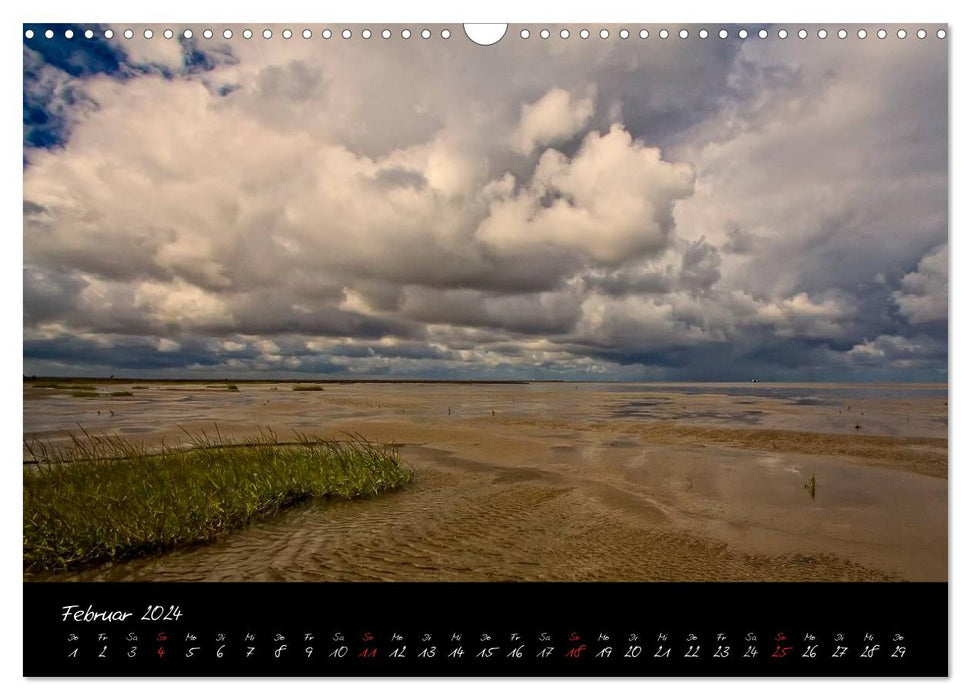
421, 29, 431, 39
642, 29, 651, 39
223, 29, 232, 39
142, 29, 152, 39
124, 29, 134, 39
362, 29, 372, 39
402, 29, 411, 39
600, 29, 609, 39
738, 29, 748, 39
282, 29, 293, 39
619, 29, 629, 39
758, 29, 768, 39
463, 24, 503, 45
322, 29, 332, 39
917, 29, 927, 39
877, 29, 887, 39
182, 29, 191, 39
243, 29, 253, 39
24, 29, 34, 39
65, 29, 75, 39
86, 29, 95, 39
441, 28, 451, 39
302, 29, 312, 39
579, 29, 589, 39
778, 29, 788, 39
264, 29, 274, 39
817, 29, 827, 39
381, 29, 391, 39
520, 29, 530, 39
838, 29, 847, 39
936, 29, 946, 39
719, 29, 728, 39
203, 29, 213, 39
699, 29, 709, 39
858, 29, 867, 39
163, 29, 173, 39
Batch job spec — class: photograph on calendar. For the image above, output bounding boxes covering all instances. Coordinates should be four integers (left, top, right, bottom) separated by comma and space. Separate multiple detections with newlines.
23, 24, 947, 586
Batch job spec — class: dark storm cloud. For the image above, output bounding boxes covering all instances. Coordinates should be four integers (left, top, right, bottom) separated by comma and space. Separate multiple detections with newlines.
370, 167, 429, 191
24, 335, 221, 370
680, 238, 721, 292
23, 266, 87, 324
224, 298, 424, 340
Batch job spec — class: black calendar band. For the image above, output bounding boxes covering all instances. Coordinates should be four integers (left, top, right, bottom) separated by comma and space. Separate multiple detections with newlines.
23, 581, 947, 677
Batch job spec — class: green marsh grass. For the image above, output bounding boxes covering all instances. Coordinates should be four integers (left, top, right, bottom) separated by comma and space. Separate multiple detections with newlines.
71, 391, 99, 398
23, 430, 412, 573
292, 384, 323, 391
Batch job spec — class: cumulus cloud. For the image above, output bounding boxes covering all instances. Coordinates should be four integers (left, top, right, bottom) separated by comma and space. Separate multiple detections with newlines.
510, 87, 594, 154
892, 245, 947, 324
21, 25, 947, 381
478, 125, 694, 265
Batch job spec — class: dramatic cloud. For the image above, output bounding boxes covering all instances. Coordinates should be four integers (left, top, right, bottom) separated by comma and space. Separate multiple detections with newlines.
892, 245, 948, 324
22, 24, 947, 380
510, 87, 595, 154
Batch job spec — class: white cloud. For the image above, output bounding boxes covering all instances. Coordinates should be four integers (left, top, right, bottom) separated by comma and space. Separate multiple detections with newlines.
510, 87, 594, 155
478, 125, 694, 265
755, 293, 851, 338
134, 279, 231, 328
892, 245, 947, 323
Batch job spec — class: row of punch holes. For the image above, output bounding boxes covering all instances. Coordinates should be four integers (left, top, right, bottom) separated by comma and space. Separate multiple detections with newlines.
24, 26, 948, 41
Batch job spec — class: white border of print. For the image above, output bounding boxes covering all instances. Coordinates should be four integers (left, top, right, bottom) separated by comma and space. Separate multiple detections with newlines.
3, 1, 965, 699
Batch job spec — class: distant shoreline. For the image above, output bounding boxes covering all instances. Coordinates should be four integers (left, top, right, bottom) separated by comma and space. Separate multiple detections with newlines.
22, 376, 948, 387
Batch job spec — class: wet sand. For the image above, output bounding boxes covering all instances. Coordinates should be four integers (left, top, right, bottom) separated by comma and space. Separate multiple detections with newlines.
24, 381, 947, 582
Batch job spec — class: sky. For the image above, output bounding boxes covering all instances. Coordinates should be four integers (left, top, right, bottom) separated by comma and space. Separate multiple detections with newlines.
22, 24, 948, 381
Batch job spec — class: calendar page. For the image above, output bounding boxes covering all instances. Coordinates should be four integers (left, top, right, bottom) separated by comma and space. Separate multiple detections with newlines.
21, 20, 948, 677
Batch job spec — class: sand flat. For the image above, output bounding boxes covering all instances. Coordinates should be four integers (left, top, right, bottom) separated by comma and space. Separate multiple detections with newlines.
24, 381, 947, 582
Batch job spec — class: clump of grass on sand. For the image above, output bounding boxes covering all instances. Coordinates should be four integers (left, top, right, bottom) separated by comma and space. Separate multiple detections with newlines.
804, 473, 817, 500
23, 430, 412, 573
292, 384, 323, 391
109, 391, 133, 397
71, 391, 99, 398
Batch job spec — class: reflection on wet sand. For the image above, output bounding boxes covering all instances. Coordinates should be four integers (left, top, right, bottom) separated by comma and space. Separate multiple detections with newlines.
24, 381, 947, 582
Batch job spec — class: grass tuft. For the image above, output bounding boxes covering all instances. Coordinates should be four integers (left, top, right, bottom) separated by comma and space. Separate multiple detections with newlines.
71, 391, 99, 398
109, 391, 134, 397
23, 430, 413, 573
292, 384, 323, 391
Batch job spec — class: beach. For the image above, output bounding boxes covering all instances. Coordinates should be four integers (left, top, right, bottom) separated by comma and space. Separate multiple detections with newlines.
23, 381, 947, 582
